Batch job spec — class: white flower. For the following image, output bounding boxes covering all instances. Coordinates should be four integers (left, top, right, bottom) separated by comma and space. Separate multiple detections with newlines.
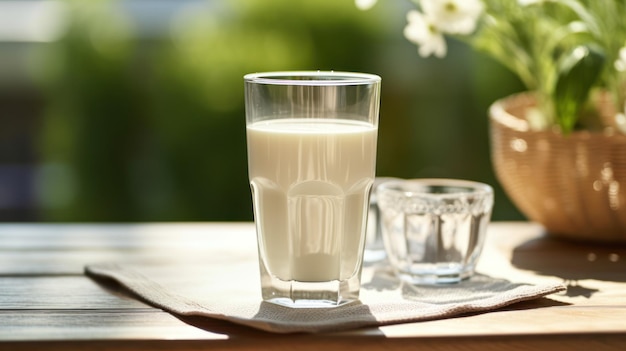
614, 46, 626, 72
355, 0, 378, 11
421, 0, 484, 35
404, 10, 447, 58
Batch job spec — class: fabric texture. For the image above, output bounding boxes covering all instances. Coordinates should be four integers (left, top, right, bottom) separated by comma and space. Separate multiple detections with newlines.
85, 262, 566, 334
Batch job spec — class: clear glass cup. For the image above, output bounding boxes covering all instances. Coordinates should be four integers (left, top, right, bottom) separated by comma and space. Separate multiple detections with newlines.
377, 179, 494, 284
244, 71, 381, 307
363, 177, 400, 263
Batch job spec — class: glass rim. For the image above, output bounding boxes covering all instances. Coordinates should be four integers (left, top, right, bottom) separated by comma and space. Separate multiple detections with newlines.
244, 71, 381, 86
377, 178, 494, 197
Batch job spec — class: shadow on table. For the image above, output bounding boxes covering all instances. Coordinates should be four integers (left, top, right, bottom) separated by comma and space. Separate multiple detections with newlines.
362, 264, 568, 310
175, 300, 380, 335
510, 233, 626, 298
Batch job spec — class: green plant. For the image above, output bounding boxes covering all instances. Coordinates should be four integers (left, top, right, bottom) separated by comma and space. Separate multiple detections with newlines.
358, 0, 626, 134
36, 0, 388, 221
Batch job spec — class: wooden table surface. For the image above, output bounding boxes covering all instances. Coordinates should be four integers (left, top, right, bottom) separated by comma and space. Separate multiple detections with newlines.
1, 221, 625, 350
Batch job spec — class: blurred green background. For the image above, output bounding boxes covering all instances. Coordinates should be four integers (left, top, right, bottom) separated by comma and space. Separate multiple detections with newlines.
0, 0, 525, 222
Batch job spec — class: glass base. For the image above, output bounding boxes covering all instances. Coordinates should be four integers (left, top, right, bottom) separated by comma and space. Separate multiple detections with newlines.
396, 263, 475, 285
264, 297, 359, 309
260, 267, 362, 308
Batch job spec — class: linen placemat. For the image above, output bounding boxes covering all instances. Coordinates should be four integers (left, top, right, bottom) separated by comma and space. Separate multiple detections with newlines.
85, 262, 566, 334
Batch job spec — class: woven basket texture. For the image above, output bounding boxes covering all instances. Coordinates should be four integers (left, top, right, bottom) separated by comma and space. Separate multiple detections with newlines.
490, 92, 626, 242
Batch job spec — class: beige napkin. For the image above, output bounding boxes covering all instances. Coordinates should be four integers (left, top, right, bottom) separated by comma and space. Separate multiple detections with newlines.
85, 262, 566, 334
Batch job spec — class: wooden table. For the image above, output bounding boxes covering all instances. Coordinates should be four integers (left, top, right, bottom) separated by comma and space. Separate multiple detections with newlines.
1, 222, 625, 350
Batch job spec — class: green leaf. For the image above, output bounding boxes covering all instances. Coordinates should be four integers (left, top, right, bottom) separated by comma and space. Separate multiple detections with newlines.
553, 45, 605, 134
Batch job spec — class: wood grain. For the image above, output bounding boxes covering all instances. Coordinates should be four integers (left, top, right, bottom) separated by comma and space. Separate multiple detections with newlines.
0, 222, 625, 350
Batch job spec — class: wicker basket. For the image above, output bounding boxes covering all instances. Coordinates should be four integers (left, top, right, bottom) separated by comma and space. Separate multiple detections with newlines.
489, 92, 626, 242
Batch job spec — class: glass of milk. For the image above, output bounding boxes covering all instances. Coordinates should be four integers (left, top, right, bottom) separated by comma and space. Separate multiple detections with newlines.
244, 71, 381, 308
377, 179, 494, 284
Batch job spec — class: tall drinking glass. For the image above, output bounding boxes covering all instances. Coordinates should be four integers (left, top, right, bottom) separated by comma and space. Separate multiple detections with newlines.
244, 71, 381, 308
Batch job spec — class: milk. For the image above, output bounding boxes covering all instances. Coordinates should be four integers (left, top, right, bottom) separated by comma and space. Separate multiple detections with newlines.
247, 118, 378, 282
